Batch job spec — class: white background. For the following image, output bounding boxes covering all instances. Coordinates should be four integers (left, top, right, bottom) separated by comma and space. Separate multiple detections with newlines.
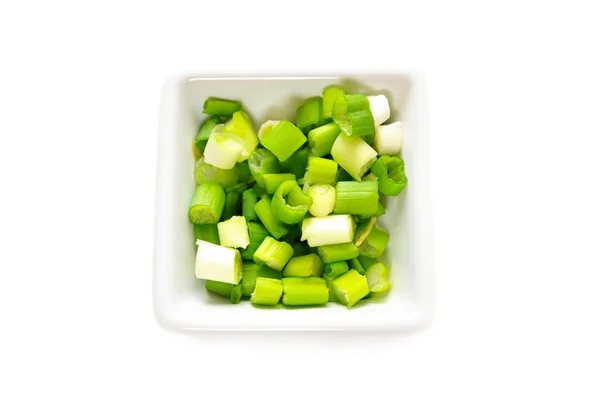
1, 1, 599, 400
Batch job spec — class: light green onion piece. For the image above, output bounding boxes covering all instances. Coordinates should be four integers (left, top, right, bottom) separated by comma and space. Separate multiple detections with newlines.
250, 277, 283, 306
308, 123, 341, 157
205, 280, 233, 298
348, 258, 366, 275
282, 147, 310, 179
203, 97, 242, 116
359, 201, 385, 220
362, 173, 378, 181
323, 274, 340, 302
253, 196, 289, 239
370, 155, 408, 196
333, 181, 379, 216
332, 94, 375, 138
241, 222, 270, 260
194, 224, 220, 245
308, 184, 336, 217
188, 183, 225, 224
357, 255, 379, 270
271, 180, 313, 224
257, 120, 280, 142
253, 236, 294, 271
204, 125, 246, 169
366, 263, 391, 293
241, 263, 282, 297
260, 120, 307, 162
324, 260, 349, 276
301, 214, 356, 247
248, 148, 280, 187
354, 219, 389, 258
194, 157, 238, 189
322, 85, 346, 122
330, 134, 378, 181
374, 121, 403, 155
217, 216, 250, 249
263, 173, 297, 194
242, 188, 258, 222
332, 269, 370, 308
304, 157, 338, 185
317, 242, 360, 264
195, 240, 243, 284
222, 111, 259, 162
282, 254, 324, 277
296, 97, 323, 134
281, 277, 329, 306
195, 115, 221, 152
367, 95, 391, 126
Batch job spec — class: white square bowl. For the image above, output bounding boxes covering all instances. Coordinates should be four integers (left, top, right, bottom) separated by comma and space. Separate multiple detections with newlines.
154, 73, 433, 331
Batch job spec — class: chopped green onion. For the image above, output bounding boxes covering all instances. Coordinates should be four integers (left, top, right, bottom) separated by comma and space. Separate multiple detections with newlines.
205, 280, 233, 298
282, 254, 324, 277
281, 147, 310, 179
367, 95, 390, 126
203, 97, 242, 116
354, 220, 389, 258
331, 134, 378, 181
348, 258, 366, 275
241, 263, 282, 297
242, 189, 258, 222
308, 123, 341, 157
230, 283, 243, 303
194, 224, 220, 245
324, 260, 349, 276
301, 214, 356, 247
362, 173, 378, 181
188, 183, 225, 224
241, 222, 269, 260
222, 111, 258, 161
332, 269, 370, 308
257, 120, 280, 141
292, 242, 310, 257
354, 217, 377, 247
260, 120, 307, 162
322, 85, 346, 122
194, 157, 238, 189
235, 161, 253, 184
296, 97, 323, 133
332, 94, 375, 137
217, 216, 250, 249
221, 184, 245, 221
195, 115, 221, 152
308, 184, 336, 217
248, 148, 280, 187
317, 242, 360, 264
253, 236, 294, 271
271, 180, 313, 224
195, 240, 243, 284
204, 125, 246, 169
253, 196, 289, 239
333, 181, 379, 216
374, 121, 404, 155
263, 173, 297, 194
250, 277, 283, 306
281, 277, 329, 306
253, 183, 266, 198
357, 255, 379, 270
304, 157, 338, 185
366, 263, 391, 293
370, 155, 408, 196
324, 274, 340, 302
359, 201, 385, 220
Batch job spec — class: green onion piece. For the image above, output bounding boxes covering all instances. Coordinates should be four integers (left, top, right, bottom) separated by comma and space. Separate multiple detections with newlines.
194, 224, 220, 245
194, 157, 238, 189
203, 97, 243, 116
241, 263, 282, 297
354, 217, 377, 247
363, 173, 378, 181
317, 242, 360, 264
230, 283, 243, 303
374, 121, 404, 155
241, 222, 270, 260
301, 214, 356, 247
257, 120, 280, 141
221, 111, 258, 161
332, 269, 370, 308
324, 260, 349, 276
281, 277, 329, 306
205, 280, 233, 298
195, 240, 243, 284
235, 161, 253, 184
260, 120, 307, 162
307, 184, 336, 217
281, 147, 310, 179
271, 180, 313, 224
282, 254, 324, 277
354, 220, 389, 258
304, 157, 338, 185
217, 216, 250, 249
348, 258, 366, 275
195, 115, 221, 152
250, 277, 283, 306
253, 183, 266, 198
332, 94, 375, 137
322, 85, 346, 122
296, 97, 323, 134
308, 123, 341, 157
242, 189, 258, 222
263, 173, 297, 195
357, 255, 379, 270
253, 196, 289, 239
367, 95, 391, 126
204, 126, 246, 170
333, 181, 379, 216
331, 134, 378, 181
221, 185, 245, 221
248, 148, 280, 187
323, 274, 341, 302
291, 242, 311, 257
370, 155, 408, 196
188, 183, 225, 224
366, 263, 391, 293
359, 201, 385, 220
253, 236, 294, 271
